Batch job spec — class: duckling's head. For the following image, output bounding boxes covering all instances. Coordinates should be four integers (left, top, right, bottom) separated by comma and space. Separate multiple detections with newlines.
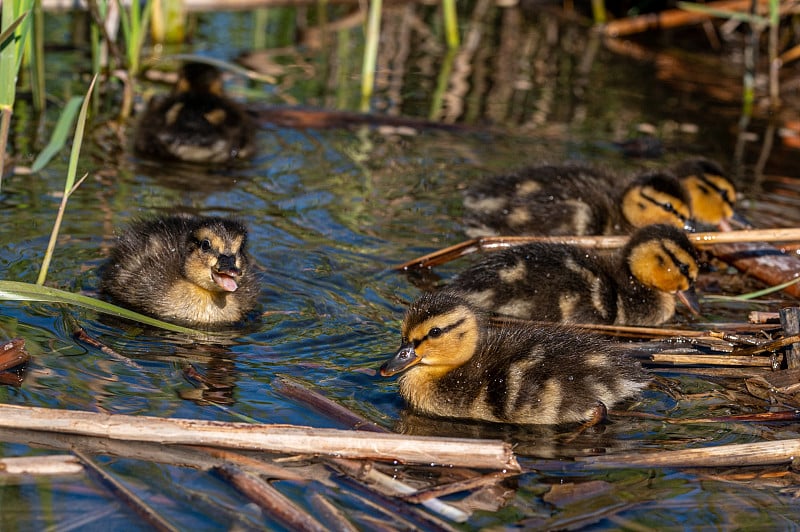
624, 224, 701, 314
621, 171, 694, 232
673, 158, 747, 229
182, 218, 250, 294
380, 292, 481, 378
175, 62, 225, 96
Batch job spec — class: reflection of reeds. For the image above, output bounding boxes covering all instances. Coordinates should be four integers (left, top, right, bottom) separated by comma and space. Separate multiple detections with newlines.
0, 4, 33, 190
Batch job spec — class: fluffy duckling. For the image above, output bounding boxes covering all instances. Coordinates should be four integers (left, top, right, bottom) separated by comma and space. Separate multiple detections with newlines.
134, 62, 255, 164
100, 215, 260, 327
449, 224, 700, 326
463, 164, 693, 238
672, 157, 749, 230
380, 291, 650, 425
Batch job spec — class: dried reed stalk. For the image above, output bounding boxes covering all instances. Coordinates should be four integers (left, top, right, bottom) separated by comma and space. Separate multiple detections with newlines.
579, 438, 800, 468
274, 376, 387, 432
216, 465, 327, 532
649, 353, 773, 367
394, 228, 800, 270
0, 454, 83, 476
0, 405, 520, 471
603, 0, 772, 37
75, 449, 179, 532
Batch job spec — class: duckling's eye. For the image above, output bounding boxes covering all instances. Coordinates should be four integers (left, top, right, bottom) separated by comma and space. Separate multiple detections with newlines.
200, 239, 212, 252
428, 327, 443, 338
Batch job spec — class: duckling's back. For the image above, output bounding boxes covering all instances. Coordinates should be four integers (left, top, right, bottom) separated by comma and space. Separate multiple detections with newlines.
450, 243, 620, 324
100, 217, 195, 315
463, 165, 619, 237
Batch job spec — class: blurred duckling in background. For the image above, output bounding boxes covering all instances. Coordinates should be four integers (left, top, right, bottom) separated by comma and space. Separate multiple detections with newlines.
449, 224, 700, 326
671, 157, 750, 230
100, 215, 260, 327
463, 165, 693, 238
134, 62, 256, 164
380, 291, 650, 425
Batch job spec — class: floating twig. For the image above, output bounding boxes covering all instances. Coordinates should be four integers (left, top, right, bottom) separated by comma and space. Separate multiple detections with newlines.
578, 438, 800, 468
329, 458, 468, 525
74, 449, 179, 532
216, 465, 327, 532
394, 228, 800, 271
0, 405, 520, 471
0, 454, 83, 476
274, 376, 387, 433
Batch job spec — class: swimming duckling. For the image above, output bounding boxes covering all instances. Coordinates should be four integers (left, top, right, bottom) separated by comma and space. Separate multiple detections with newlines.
379, 291, 650, 425
134, 62, 255, 164
672, 157, 749, 230
449, 224, 700, 326
463, 164, 693, 238
100, 215, 260, 327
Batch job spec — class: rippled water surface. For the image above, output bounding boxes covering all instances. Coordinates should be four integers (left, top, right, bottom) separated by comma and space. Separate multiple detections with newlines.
2, 5, 800, 529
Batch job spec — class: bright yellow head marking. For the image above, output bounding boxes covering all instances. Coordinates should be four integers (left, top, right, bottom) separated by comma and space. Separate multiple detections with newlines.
402, 306, 479, 372
682, 174, 736, 225
621, 185, 691, 230
628, 239, 698, 292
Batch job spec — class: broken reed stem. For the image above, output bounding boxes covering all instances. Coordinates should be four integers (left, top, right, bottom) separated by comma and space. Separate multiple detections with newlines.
274, 376, 388, 433
579, 438, 800, 468
329, 458, 470, 524
395, 227, 800, 270
0, 454, 83, 476
0, 405, 520, 471
216, 465, 327, 532
74, 449, 179, 532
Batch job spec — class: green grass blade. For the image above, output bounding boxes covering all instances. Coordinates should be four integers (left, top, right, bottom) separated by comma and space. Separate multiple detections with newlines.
30, 96, 83, 173
0, 12, 27, 47
37, 75, 96, 286
0, 280, 202, 335
677, 1, 769, 25
702, 276, 800, 303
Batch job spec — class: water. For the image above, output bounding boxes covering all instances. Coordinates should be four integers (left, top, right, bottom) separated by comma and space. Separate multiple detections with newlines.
2, 6, 800, 529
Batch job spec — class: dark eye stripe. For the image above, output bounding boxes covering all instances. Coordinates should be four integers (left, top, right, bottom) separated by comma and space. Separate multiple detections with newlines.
696, 174, 734, 207
413, 317, 466, 348
660, 243, 693, 282
640, 190, 690, 224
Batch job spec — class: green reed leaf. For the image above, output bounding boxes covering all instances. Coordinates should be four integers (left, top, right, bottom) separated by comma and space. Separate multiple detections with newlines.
30, 96, 83, 173
0, 280, 201, 335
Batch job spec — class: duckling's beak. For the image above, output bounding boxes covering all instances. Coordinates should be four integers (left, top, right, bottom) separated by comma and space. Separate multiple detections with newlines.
683, 218, 696, 232
211, 254, 241, 292
380, 343, 421, 377
721, 211, 753, 231
677, 286, 701, 316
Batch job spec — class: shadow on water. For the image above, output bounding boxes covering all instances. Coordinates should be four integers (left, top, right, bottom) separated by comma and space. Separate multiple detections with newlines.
1, 3, 800, 529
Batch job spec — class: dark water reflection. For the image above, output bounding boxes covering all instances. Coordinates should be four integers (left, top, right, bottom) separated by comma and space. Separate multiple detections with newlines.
2, 5, 800, 529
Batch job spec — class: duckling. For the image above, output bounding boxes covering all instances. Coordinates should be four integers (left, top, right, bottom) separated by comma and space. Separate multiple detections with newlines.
134, 62, 255, 164
449, 224, 700, 326
671, 157, 749, 230
100, 215, 260, 327
379, 291, 650, 425
463, 164, 693, 238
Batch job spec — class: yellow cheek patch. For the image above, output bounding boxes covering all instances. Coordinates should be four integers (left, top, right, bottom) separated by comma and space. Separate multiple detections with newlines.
621, 186, 690, 229
402, 308, 479, 368
683, 175, 735, 225
628, 240, 696, 292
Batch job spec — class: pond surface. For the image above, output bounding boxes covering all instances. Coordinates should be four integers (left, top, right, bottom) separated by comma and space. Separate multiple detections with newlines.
2, 4, 800, 529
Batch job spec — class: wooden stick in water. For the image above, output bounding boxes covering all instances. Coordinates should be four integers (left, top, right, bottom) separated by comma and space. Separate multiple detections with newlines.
75, 449, 179, 532
394, 228, 800, 270
216, 465, 327, 532
579, 438, 800, 469
0, 405, 520, 471
274, 376, 388, 433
